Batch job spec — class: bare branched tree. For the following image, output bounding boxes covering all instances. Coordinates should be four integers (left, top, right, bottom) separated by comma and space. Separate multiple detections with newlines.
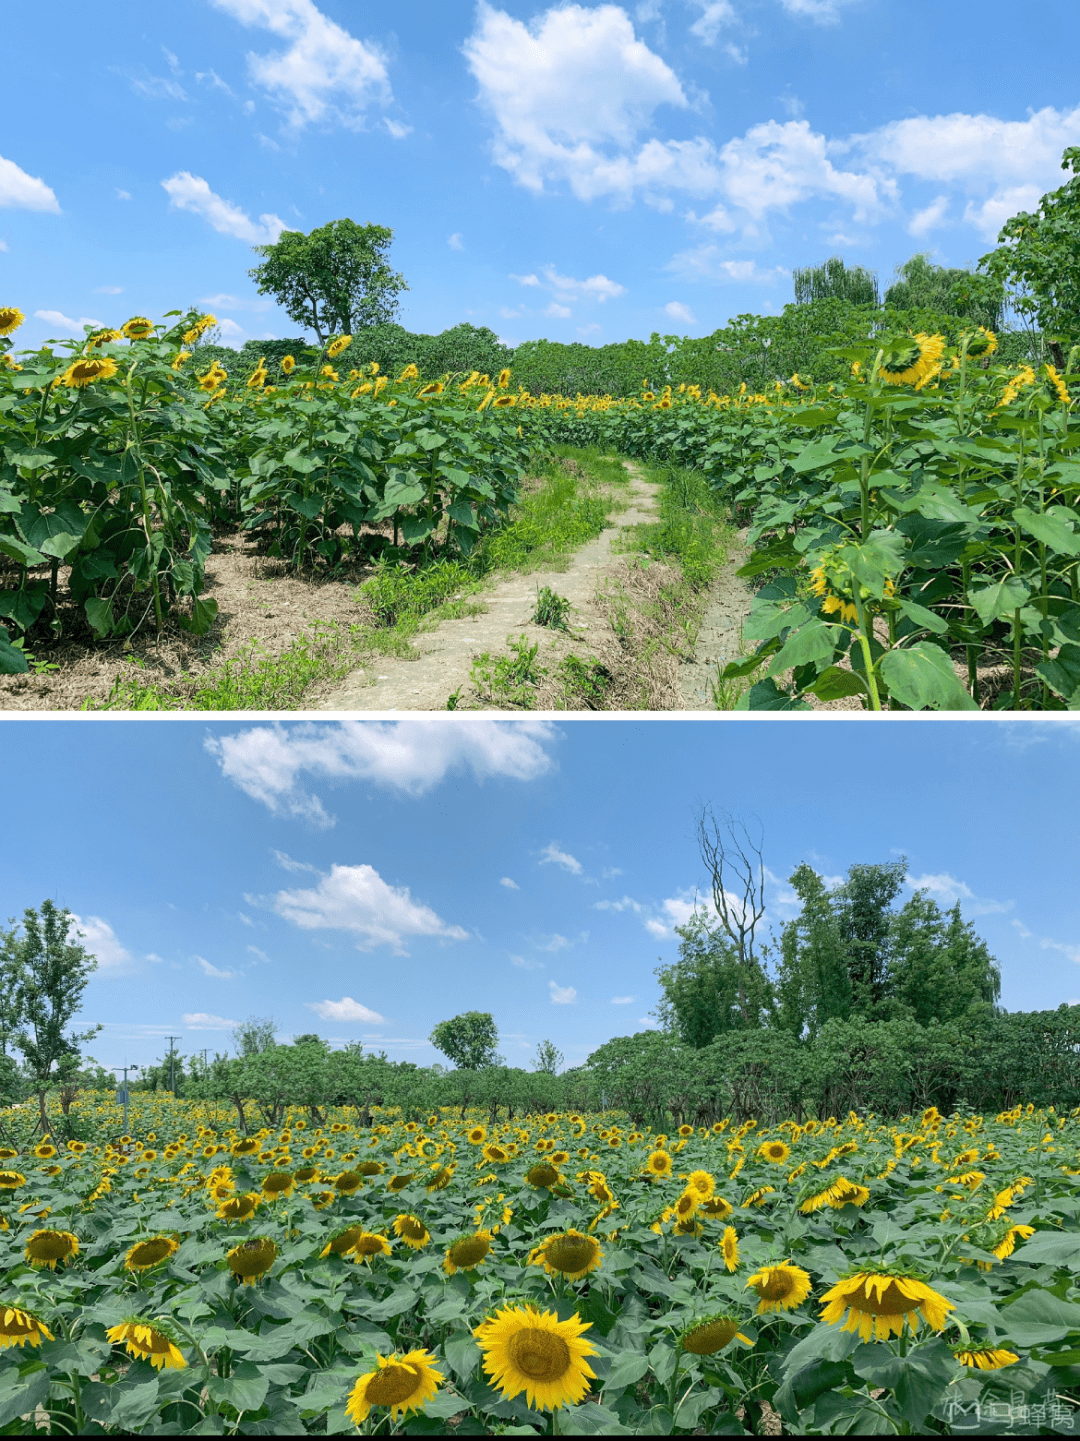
695, 805, 767, 969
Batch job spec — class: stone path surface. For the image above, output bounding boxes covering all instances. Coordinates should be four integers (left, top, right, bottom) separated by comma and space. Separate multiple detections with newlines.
676, 534, 756, 709
314, 465, 664, 712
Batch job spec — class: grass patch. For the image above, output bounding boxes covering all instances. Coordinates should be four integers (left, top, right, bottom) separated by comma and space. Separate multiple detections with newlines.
94, 448, 624, 711
469, 635, 546, 709
618, 463, 732, 587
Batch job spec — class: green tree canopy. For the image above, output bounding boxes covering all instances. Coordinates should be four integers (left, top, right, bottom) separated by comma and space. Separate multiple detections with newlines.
429, 1011, 501, 1070
233, 1016, 277, 1056
884, 253, 1004, 331
654, 912, 774, 1046
533, 1039, 564, 1074
249, 219, 409, 345
793, 256, 879, 307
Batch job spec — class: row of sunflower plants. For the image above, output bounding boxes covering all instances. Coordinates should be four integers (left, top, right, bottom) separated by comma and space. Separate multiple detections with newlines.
517, 331, 1080, 709
1, 1095, 1079, 1434
0, 306, 529, 671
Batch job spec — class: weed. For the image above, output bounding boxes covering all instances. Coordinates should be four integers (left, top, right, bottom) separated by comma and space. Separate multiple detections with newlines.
558, 654, 613, 710
470, 635, 546, 708
532, 586, 573, 631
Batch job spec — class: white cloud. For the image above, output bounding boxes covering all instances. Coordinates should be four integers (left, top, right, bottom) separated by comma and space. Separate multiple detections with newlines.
307, 996, 386, 1023
130, 72, 188, 101
512, 954, 544, 970
0, 154, 61, 212
689, 1, 736, 43
210, 0, 392, 128
0, 241, 7, 252
963, 186, 1044, 243
721, 118, 884, 220
1041, 939, 1080, 965
538, 934, 571, 952
549, 980, 577, 1004
161, 172, 286, 244
545, 301, 572, 319
906, 872, 1010, 917
594, 895, 644, 913
384, 119, 412, 139
448, 232, 463, 249
540, 842, 583, 875
195, 956, 237, 979
184, 1012, 239, 1029
908, 194, 949, 237
69, 915, 132, 974
512, 265, 626, 316
500, 876, 520, 889
664, 300, 697, 324
611, 995, 635, 1004
197, 292, 273, 312
207, 718, 558, 825
116, 189, 132, 201
272, 862, 469, 953
666, 247, 788, 285
778, 0, 860, 21
93, 285, 124, 296
34, 310, 104, 334
246, 945, 270, 962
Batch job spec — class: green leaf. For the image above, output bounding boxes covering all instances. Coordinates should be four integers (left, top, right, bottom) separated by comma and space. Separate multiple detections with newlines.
808, 664, 867, 701
208, 1360, 270, 1414
0, 534, 46, 567
288, 493, 325, 520
743, 600, 813, 644
774, 1358, 855, 1423
896, 599, 949, 635
85, 597, 115, 637
400, 515, 434, 545
1008, 1231, 1080, 1266
363, 1286, 420, 1322
968, 577, 1031, 627
739, 678, 813, 711
0, 1367, 50, 1429
1014, 504, 1080, 556
851, 1339, 954, 1428
603, 1352, 650, 1391
1036, 644, 1080, 707
0, 584, 47, 632
178, 596, 219, 637
443, 1334, 481, 1382
879, 643, 978, 711
0, 633, 28, 674
765, 619, 836, 677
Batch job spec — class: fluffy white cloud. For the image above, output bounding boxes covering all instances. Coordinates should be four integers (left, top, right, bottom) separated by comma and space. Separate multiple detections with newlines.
511, 954, 544, 970
721, 119, 885, 220
307, 996, 386, 1023
963, 186, 1045, 243
183, 1012, 239, 1029
195, 956, 237, 979
907, 873, 1010, 917
540, 842, 582, 875
0, 154, 60, 212
34, 310, 105, 335
512, 266, 626, 315
210, 0, 391, 127
666, 247, 788, 284
93, 286, 124, 296
908, 194, 950, 237
207, 719, 558, 825
664, 300, 697, 324
448, 232, 463, 249
778, 0, 860, 20
272, 863, 469, 953
162, 172, 286, 243
689, 1, 736, 43
546, 301, 572, 319
611, 995, 635, 1004
549, 980, 577, 1004
500, 877, 520, 889
69, 915, 132, 973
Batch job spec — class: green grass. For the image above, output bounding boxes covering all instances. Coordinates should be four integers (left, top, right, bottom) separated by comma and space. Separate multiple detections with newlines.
618, 463, 732, 587
94, 448, 625, 711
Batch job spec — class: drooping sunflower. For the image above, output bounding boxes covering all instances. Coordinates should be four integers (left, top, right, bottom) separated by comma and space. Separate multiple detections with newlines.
387, 1172, 416, 1192
0, 1305, 53, 1349
121, 317, 155, 341
61, 355, 119, 389
1042, 363, 1071, 406
963, 327, 998, 358
124, 1236, 179, 1272
645, 1150, 673, 1178
758, 1140, 792, 1165
216, 1193, 259, 1222
107, 1319, 186, 1371
742, 1185, 776, 1208
0, 307, 25, 337
345, 1349, 444, 1424
682, 1313, 754, 1355
350, 1232, 393, 1264
818, 1272, 954, 1341
444, 1230, 493, 1275
321, 1227, 367, 1258
87, 328, 123, 348
25, 1229, 78, 1270
720, 1226, 740, 1272
355, 1160, 385, 1176
261, 1171, 294, 1201
497, 368, 512, 388
525, 1162, 561, 1190
701, 1195, 733, 1220
474, 1304, 597, 1412
334, 1170, 363, 1195
327, 335, 352, 359
484, 1143, 510, 1165
0, 1172, 25, 1191
226, 1236, 277, 1286
427, 1164, 455, 1192
878, 333, 946, 387
231, 1138, 259, 1155
800, 1176, 870, 1213
493, 394, 516, 407
954, 1346, 1019, 1371
294, 1165, 320, 1184
418, 381, 445, 397
991, 1224, 1035, 1262
393, 1214, 430, 1251
396, 363, 420, 382
529, 1229, 602, 1281
745, 1262, 813, 1315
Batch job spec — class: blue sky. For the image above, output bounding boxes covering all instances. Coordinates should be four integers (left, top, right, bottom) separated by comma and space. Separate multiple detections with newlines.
3, 0, 1079, 352
2, 716, 1077, 1074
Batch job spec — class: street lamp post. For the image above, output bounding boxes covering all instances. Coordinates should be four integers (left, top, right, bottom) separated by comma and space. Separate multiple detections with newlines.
110, 1064, 140, 1136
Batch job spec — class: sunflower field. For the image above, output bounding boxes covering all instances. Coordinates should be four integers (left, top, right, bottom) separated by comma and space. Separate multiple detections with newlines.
518, 332, 1080, 710
1, 1097, 1079, 1435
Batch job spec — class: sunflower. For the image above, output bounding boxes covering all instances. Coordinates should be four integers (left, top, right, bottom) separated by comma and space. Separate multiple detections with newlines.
684, 1169, 716, 1201
327, 335, 352, 359
1043, 363, 1071, 405
721, 1226, 740, 1272
745, 1262, 812, 1315
87, 328, 123, 348
397, 363, 420, 382
216, 1193, 259, 1221
497, 368, 512, 388
800, 1176, 870, 1213
758, 1140, 792, 1165
418, 381, 445, 397
393, 1214, 430, 1250
991, 1224, 1034, 1261
261, 1171, 294, 1200
321, 1226, 367, 1257
474, 1304, 597, 1412
483, 1144, 510, 1165
444, 1231, 493, 1275
124, 1236, 178, 1272
280, 356, 296, 374
674, 1192, 698, 1223
467, 1126, 487, 1145
701, 1195, 733, 1220
964, 327, 998, 358
107, 1319, 186, 1371
742, 1185, 776, 1207
0, 1305, 53, 1350
351, 1232, 394, 1263
878, 333, 945, 387
388, 1172, 416, 1192
334, 1170, 363, 1195
0, 307, 25, 337
310, 1190, 336, 1209
682, 1313, 753, 1355
818, 1272, 954, 1341
355, 1160, 385, 1176
645, 1150, 673, 1178
345, 1349, 443, 1424
61, 356, 119, 389
529, 1229, 602, 1281
294, 1165, 320, 1184
0, 1172, 25, 1190
226, 1236, 277, 1285
525, 1162, 561, 1190
493, 394, 516, 407
954, 1346, 1019, 1371
121, 317, 155, 341
25, 1229, 78, 1270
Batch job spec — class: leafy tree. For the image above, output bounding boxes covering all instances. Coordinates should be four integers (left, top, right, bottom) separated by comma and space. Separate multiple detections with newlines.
980, 147, 1080, 363
7, 901, 101, 1134
655, 913, 773, 1046
889, 893, 1001, 1024
884, 253, 1004, 331
233, 1016, 277, 1056
533, 1039, 563, 1074
429, 1011, 501, 1070
293, 1032, 328, 1049
0, 923, 25, 1055
793, 256, 879, 307
249, 219, 409, 345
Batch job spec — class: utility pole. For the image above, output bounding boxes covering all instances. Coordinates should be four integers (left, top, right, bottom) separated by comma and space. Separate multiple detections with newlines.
111, 1064, 140, 1136
166, 1036, 181, 1094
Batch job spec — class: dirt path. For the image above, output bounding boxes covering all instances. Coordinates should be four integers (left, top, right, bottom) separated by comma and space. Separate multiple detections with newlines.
314, 465, 663, 711
677, 533, 756, 709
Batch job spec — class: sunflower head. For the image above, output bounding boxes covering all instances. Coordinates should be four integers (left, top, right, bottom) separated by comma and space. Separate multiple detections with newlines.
819, 1271, 954, 1341
121, 317, 155, 341
0, 307, 25, 338
226, 1236, 277, 1285
745, 1261, 812, 1314
106, 1318, 186, 1371
0, 1304, 53, 1350
327, 335, 352, 359
682, 1313, 753, 1355
963, 327, 998, 358
345, 1349, 444, 1424
444, 1231, 492, 1274
878, 333, 945, 386
525, 1162, 561, 1190
261, 1170, 294, 1199
24, 1229, 78, 1270
216, 1193, 259, 1222
530, 1229, 602, 1281
350, 1232, 393, 1263
0, 1172, 26, 1190
124, 1236, 179, 1272
61, 356, 119, 390
474, 1304, 597, 1413
759, 1140, 792, 1165
393, 1214, 430, 1250
646, 1150, 673, 1177
953, 1346, 1020, 1371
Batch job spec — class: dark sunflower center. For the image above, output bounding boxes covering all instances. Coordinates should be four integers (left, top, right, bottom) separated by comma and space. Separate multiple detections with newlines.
546, 1236, 595, 1272
856, 1280, 914, 1317
758, 1271, 794, 1301
336, 1172, 361, 1191
527, 1165, 559, 1187
507, 1329, 571, 1381
684, 1319, 737, 1355
449, 1236, 490, 1266
389, 1173, 415, 1190
146, 1331, 171, 1355
367, 1363, 421, 1407
356, 1162, 382, 1175
30, 1234, 71, 1260
131, 1240, 171, 1266
330, 1229, 363, 1253
355, 1236, 385, 1254
400, 1219, 426, 1239
264, 1173, 291, 1191
0, 1316, 32, 1339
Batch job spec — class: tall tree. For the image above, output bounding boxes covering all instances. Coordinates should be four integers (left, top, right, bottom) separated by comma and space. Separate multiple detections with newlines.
889, 893, 1001, 1024
9, 902, 100, 1134
793, 256, 879, 307
832, 860, 907, 1018
0, 921, 25, 1055
233, 1016, 277, 1056
429, 1011, 501, 1070
655, 912, 773, 1046
885, 254, 1004, 331
249, 219, 409, 345
775, 863, 853, 1038
533, 1039, 564, 1074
